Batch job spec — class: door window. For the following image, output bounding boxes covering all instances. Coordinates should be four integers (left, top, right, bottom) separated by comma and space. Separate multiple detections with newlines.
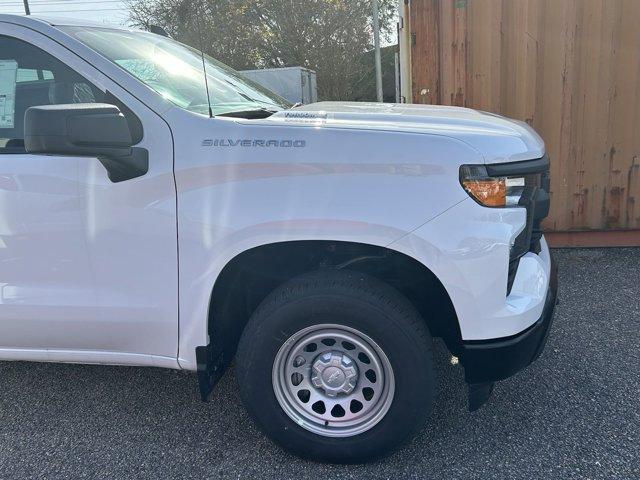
0, 35, 105, 153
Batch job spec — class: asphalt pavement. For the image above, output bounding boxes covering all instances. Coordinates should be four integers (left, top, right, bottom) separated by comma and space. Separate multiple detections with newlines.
0, 248, 638, 479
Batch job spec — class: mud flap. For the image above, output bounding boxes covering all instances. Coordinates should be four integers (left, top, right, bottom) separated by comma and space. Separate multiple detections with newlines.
195, 342, 224, 402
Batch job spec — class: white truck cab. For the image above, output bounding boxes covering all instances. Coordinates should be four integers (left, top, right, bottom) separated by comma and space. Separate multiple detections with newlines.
0, 15, 557, 462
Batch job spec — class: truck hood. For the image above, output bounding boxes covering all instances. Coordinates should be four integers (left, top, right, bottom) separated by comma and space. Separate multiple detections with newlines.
267, 102, 545, 164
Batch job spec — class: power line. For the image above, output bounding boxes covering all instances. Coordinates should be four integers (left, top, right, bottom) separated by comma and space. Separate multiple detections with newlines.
3, 0, 124, 4
3, 0, 124, 5
0, 0, 130, 23
1, 8, 128, 15
1, 8, 127, 13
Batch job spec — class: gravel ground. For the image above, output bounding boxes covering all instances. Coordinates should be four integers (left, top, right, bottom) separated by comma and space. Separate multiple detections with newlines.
0, 248, 638, 479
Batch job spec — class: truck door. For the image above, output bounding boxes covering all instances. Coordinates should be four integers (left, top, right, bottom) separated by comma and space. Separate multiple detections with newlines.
0, 27, 178, 365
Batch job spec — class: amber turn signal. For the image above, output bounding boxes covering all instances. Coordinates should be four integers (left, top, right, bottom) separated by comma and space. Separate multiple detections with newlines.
459, 165, 528, 208
461, 178, 506, 207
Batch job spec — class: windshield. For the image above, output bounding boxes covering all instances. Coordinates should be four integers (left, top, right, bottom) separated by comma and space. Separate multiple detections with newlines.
62, 26, 291, 116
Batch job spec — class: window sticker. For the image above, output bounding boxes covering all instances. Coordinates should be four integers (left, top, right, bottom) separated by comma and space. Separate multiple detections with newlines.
0, 60, 18, 128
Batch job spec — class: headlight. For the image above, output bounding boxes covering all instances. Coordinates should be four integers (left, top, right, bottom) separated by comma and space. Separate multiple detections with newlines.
459, 165, 526, 208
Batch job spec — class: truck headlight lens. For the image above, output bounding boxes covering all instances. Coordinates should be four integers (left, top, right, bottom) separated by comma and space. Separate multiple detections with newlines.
460, 165, 526, 208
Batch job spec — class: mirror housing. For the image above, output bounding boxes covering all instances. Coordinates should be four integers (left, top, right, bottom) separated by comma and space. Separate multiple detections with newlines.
25, 103, 133, 158
24, 103, 148, 182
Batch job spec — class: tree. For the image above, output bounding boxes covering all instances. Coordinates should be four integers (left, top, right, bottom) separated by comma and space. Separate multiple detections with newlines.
127, 0, 396, 100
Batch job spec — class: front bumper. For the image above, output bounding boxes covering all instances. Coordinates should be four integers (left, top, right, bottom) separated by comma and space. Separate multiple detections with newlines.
460, 256, 558, 385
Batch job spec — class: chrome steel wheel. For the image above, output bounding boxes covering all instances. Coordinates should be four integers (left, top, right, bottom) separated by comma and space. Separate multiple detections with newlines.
272, 323, 395, 438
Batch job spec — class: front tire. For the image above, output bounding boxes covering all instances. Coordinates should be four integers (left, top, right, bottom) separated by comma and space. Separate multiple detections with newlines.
235, 270, 436, 463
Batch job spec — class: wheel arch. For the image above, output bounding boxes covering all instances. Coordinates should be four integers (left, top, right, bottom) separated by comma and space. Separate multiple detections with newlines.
206, 240, 462, 374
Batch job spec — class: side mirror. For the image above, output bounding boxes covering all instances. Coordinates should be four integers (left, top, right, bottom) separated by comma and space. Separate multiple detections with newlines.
24, 103, 133, 158
24, 103, 148, 182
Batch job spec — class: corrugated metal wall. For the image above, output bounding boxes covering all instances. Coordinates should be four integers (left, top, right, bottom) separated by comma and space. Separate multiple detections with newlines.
410, 0, 640, 233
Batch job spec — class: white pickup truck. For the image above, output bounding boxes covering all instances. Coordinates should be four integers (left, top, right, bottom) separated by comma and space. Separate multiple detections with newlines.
0, 15, 557, 462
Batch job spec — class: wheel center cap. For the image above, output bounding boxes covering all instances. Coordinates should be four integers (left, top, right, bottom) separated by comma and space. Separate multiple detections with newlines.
322, 366, 346, 387
311, 351, 358, 397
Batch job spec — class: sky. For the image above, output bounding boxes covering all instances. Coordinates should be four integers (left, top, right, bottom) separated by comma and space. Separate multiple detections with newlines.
0, 0, 132, 26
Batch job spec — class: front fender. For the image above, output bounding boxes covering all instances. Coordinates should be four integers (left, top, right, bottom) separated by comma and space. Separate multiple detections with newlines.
169, 109, 481, 368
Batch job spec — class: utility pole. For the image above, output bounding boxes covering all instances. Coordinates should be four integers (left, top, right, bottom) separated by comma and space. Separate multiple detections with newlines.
372, 0, 383, 102
23, 0, 30, 15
